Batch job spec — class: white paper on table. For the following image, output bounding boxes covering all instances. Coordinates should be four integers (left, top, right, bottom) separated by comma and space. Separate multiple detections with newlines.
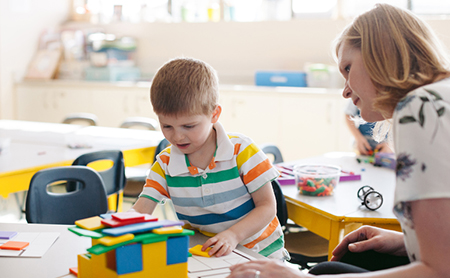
0, 232, 59, 257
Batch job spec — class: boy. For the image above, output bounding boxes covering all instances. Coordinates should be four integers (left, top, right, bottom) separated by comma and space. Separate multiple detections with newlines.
131, 57, 288, 260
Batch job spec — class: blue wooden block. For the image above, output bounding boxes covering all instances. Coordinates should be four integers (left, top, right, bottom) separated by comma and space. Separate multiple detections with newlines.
166, 236, 189, 265
100, 213, 113, 219
116, 243, 143, 275
102, 220, 184, 236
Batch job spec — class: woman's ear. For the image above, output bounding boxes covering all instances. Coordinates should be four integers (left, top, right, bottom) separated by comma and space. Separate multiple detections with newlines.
211, 105, 222, 124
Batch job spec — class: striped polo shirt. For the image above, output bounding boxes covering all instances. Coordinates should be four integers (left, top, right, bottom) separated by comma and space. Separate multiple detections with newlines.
139, 122, 288, 260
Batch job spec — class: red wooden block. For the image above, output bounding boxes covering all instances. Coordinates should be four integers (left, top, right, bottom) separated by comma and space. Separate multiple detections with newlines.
69, 267, 78, 276
0, 241, 29, 250
102, 214, 158, 227
111, 212, 146, 221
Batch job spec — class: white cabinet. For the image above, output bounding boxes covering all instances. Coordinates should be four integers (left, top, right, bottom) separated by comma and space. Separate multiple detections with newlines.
15, 81, 157, 128
16, 85, 94, 123
15, 82, 352, 161
219, 88, 352, 161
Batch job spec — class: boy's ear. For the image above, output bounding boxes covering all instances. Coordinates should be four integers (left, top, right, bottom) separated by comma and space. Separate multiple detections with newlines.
211, 105, 222, 124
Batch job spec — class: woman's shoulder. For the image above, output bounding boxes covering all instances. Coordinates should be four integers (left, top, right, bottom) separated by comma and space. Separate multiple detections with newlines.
395, 78, 450, 113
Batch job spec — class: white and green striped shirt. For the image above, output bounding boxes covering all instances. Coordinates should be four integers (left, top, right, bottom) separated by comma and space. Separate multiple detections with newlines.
140, 122, 288, 260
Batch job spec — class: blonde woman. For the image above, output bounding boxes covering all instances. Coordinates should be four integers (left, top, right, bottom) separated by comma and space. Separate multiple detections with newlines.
227, 4, 450, 278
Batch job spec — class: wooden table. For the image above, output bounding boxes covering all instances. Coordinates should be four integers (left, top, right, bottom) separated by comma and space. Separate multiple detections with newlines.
281, 152, 401, 259
0, 120, 165, 199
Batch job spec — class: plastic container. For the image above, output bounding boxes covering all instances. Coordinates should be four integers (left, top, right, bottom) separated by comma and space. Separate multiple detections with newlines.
294, 164, 341, 196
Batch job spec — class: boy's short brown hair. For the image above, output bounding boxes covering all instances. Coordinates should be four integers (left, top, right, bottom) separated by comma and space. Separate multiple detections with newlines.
150, 57, 219, 116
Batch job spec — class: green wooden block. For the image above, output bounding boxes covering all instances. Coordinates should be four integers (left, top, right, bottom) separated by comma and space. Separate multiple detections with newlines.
68, 226, 104, 239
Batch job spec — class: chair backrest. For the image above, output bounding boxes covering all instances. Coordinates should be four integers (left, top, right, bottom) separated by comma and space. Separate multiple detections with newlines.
153, 138, 170, 162
26, 166, 108, 224
71, 150, 126, 196
120, 117, 159, 131
260, 144, 284, 164
271, 179, 288, 227
62, 113, 98, 126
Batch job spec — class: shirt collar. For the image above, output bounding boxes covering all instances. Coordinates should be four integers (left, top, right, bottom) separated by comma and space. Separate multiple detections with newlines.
166, 122, 234, 177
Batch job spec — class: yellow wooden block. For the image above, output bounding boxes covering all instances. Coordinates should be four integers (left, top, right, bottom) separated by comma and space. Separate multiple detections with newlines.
98, 234, 135, 246
142, 241, 166, 269
75, 216, 106, 231
153, 226, 183, 235
146, 261, 188, 278
89, 252, 118, 278
189, 244, 212, 257
77, 254, 93, 278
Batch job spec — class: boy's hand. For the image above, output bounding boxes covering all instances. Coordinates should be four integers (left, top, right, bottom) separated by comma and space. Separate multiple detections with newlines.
202, 230, 239, 257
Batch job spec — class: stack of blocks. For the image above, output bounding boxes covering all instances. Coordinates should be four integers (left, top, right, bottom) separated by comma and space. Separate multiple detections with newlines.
68, 212, 194, 278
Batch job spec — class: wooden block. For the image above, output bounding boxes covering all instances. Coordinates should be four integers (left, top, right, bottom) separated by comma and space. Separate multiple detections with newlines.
0, 241, 29, 250
153, 226, 183, 235
69, 267, 78, 276
98, 234, 135, 246
102, 220, 183, 237
0, 231, 17, 239
101, 214, 158, 228
75, 216, 106, 231
111, 212, 146, 221
68, 226, 104, 239
88, 232, 167, 255
189, 244, 212, 258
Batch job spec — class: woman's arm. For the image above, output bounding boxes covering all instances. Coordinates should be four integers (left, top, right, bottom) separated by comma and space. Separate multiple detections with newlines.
202, 181, 276, 257
228, 199, 450, 278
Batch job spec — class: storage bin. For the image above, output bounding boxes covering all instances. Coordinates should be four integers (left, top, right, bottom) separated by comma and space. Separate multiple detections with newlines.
255, 71, 307, 87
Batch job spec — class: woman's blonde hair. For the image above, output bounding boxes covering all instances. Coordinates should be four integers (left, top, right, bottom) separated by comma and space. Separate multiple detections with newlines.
150, 57, 219, 116
335, 3, 450, 118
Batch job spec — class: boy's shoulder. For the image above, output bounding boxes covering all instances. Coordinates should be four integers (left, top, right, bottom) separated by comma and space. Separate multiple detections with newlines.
226, 131, 254, 144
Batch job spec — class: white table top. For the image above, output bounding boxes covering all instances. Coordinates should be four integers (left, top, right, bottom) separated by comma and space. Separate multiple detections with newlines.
0, 120, 165, 174
281, 152, 397, 220
0, 222, 264, 278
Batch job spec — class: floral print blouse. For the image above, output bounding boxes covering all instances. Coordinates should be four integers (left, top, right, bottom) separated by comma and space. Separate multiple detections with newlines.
393, 77, 450, 262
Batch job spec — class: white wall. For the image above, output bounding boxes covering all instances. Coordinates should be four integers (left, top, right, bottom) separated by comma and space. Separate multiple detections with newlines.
64, 17, 450, 85
0, 0, 70, 119
65, 19, 350, 84
3, 5, 450, 119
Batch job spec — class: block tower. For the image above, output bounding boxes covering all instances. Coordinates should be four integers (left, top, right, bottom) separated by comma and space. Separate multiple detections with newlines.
68, 212, 194, 278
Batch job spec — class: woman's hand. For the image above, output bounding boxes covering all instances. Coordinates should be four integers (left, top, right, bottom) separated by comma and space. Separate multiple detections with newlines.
227, 260, 305, 278
331, 226, 406, 261
202, 229, 239, 257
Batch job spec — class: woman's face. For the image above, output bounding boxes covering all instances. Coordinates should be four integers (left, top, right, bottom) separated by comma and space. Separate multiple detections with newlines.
338, 41, 385, 122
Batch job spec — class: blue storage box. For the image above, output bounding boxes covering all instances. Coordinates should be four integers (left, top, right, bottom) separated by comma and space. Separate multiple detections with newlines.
255, 71, 307, 87
85, 66, 141, 82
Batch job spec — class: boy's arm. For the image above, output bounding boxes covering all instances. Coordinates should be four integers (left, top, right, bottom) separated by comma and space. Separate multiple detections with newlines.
202, 181, 276, 257
129, 197, 158, 215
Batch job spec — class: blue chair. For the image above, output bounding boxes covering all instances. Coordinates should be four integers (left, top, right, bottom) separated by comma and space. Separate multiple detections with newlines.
260, 143, 284, 164
68, 150, 126, 212
25, 166, 108, 224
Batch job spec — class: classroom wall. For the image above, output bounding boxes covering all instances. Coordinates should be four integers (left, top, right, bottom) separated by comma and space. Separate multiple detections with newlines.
2, 4, 450, 120
0, 0, 70, 119
64, 19, 350, 85
64, 18, 450, 86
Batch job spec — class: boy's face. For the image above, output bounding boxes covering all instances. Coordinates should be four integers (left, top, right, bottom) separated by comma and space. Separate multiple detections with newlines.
158, 106, 221, 155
